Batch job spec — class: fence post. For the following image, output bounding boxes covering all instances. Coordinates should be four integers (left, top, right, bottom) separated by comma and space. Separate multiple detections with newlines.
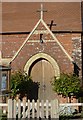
8, 99, 13, 118
13, 99, 16, 118
41, 100, 44, 118
51, 99, 59, 119
36, 99, 40, 118
46, 100, 49, 118
22, 99, 26, 118
32, 99, 35, 118
18, 99, 21, 118
27, 99, 30, 118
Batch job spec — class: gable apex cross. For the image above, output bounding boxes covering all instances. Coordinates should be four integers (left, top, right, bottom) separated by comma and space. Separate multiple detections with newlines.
37, 4, 47, 20
10, 5, 74, 63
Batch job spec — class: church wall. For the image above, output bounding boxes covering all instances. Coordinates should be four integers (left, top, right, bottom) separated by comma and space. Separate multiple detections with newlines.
2, 34, 27, 58
1, 32, 82, 103
72, 34, 82, 78
56, 33, 82, 77
2, 32, 82, 77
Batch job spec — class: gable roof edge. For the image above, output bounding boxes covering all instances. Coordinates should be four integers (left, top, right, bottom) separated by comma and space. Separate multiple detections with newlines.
10, 18, 74, 64
10, 19, 41, 63
41, 19, 74, 62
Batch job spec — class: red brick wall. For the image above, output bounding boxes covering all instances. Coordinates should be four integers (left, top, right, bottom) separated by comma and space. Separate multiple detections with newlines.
2, 34, 27, 58
2, 33, 82, 76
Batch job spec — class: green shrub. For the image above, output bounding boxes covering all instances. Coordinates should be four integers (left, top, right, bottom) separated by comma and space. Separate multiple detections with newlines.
52, 73, 81, 102
10, 70, 40, 100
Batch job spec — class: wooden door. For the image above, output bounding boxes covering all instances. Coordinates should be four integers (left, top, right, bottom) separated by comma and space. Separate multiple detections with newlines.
29, 58, 55, 101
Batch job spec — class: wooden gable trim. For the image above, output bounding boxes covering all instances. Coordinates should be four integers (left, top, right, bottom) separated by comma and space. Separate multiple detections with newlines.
41, 19, 74, 62
10, 19, 41, 62
10, 18, 74, 63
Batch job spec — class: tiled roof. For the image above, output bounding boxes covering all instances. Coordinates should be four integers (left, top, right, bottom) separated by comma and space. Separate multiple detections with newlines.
2, 2, 82, 32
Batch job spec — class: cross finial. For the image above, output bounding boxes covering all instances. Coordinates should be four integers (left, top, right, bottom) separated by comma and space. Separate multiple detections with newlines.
40, 4, 43, 19
37, 3, 47, 20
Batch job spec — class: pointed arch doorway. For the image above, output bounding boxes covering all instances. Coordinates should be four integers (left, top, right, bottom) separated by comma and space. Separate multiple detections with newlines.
24, 53, 60, 101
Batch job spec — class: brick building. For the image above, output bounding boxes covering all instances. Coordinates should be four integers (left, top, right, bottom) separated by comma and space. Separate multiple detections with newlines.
0, 2, 83, 101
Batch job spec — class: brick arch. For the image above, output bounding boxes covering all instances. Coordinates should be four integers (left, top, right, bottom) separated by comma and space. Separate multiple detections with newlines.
24, 53, 60, 77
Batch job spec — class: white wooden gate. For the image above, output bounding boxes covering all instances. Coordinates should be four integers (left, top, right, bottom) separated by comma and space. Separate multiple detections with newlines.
1, 99, 83, 119
8, 99, 59, 119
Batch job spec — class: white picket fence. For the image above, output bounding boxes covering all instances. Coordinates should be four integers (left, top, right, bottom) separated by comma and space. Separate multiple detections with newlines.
7, 99, 59, 119
0, 99, 83, 119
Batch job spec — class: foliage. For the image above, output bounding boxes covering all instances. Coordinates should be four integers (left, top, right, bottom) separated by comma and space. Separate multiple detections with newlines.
59, 114, 82, 120
52, 73, 81, 98
10, 71, 40, 100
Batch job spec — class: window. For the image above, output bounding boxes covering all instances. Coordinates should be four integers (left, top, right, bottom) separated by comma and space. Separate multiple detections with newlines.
1, 73, 7, 91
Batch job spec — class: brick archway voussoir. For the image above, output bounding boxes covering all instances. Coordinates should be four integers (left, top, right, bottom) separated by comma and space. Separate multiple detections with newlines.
24, 53, 60, 78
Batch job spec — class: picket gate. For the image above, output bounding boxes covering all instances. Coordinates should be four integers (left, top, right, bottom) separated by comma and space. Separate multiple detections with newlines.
1, 99, 83, 119
7, 99, 59, 119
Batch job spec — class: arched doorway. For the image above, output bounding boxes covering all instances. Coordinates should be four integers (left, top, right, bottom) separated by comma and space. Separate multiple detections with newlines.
24, 53, 60, 100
